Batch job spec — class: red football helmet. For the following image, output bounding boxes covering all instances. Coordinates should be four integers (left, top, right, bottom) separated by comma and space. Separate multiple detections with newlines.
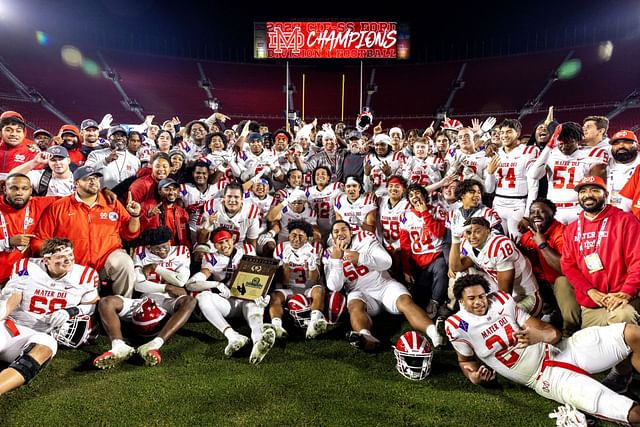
394, 331, 433, 380
132, 298, 167, 337
50, 314, 97, 348
441, 118, 463, 131
287, 294, 311, 328
325, 291, 347, 324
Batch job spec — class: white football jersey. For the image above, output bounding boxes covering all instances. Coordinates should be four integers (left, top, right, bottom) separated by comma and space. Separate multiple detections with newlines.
179, 182, 224, 236
363, 151, 405, 196
278, 205, 318, 242
201, 199, 261, 243
177, 139, 207, 162
5, 258, 99, 332
306, 182, 343, 234
241, 149, 278, 177
402, 156, 443, 187
201, 243, 256, 283
323, 231, 394, 293
133, 245, 191, 285
273, 241, 322, 291
202, 150, 246, 181
377, 196, 411, 250
244, 191, 274, 232
546, 147, 608, 204
445, 291, 544, 385
399, 207, 446, 255
494, 145, 539, 197
608, 156, 640, 208
334, 193, 378, 233
460, 233, 538, 300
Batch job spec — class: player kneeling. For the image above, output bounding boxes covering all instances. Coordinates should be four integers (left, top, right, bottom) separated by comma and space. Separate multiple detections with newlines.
269, 220, 327, 339
324, 221, 443, 352
93, 227, 196, 369
446, 274, 640, 425
186, 229, 276, 364
0, 238, 100, 394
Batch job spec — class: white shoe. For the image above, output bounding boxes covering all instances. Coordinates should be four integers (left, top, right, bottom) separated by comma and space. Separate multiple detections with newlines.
427, 320, 445, 348
273, 324, 288, 339
137, 341, 162, 367
224, 334, 250, 357
306, 318, 328, 339
249, 325, 276, 365
548, 403, 587, 427
93, 343, 135, 369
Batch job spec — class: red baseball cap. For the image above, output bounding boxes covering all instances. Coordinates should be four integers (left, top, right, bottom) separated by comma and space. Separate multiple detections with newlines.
574, 175, 607, 192
609, 130, 638, 144
0, 110, 25, 125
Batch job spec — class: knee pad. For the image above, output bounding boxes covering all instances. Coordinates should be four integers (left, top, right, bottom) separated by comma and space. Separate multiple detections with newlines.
9, 343, 49, 384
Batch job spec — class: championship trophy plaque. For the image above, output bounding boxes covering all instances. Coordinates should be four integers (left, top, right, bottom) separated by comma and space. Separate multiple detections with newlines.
229, 255, 280, 300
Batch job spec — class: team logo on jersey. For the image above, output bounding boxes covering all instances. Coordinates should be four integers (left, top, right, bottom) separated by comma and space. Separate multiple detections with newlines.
108, 212, 119, 221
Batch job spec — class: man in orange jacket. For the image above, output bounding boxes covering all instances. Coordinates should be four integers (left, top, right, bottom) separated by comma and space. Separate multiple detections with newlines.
33, 166, 142, 297
0, 111, 38, 177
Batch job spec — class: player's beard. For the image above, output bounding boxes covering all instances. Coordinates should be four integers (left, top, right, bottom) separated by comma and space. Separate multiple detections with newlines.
580, 196, 606, 213
612, 147, 637, 163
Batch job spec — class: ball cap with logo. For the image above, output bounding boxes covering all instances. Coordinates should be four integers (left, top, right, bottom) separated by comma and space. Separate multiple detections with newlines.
73, 165, 103, 181
47, 145, 69, 158
574, 175, 607, 193
609, 130, 638, 144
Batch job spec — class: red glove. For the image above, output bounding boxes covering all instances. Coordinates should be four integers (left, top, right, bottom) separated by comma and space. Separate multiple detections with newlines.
547, 123, 563, 149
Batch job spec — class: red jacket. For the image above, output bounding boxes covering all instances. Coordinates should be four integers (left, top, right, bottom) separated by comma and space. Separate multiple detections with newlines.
140, 200, 190, 247
0, 196, 56, 283
520, 219, 565, 283
0, 139, 38, 175
34, 193, 140, 271
129, 174, 159, 204
561, 205, 640, 308
399, 207, 446, 270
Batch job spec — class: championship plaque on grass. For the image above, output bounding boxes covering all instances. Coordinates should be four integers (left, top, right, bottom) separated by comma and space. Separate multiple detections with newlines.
229, 255, 280, 300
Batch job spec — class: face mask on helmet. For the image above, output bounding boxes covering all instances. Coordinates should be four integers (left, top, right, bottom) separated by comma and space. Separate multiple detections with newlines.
287, 294, 311, 328
132, 297, 168, 337
50, 314, 97, 348
325, 291, 347, 324
393, 331, 433, 380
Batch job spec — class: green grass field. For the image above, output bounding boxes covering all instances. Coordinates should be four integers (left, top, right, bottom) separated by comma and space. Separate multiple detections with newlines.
0, 317, 625, 427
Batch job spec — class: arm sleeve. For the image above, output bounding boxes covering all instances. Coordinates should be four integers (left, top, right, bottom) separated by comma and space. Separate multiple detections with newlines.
155, 265, 190, 287
325, 258, 345, 292
358, 238, 392, 271
526, 146, 552, 181
135, 280, 167, 294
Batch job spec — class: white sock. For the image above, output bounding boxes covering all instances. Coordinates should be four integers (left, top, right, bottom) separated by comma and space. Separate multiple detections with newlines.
426, 324, 438, 342
359, 329, 371, 336
310, 310, 324, 322
272, 317, 282, 328
243, 303, 264, 343
223, 327, 239, 339
112, 339, 129, 350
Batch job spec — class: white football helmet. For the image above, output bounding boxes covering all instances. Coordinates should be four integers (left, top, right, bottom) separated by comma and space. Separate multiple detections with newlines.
393, 331, 433, 380
287, 294, 311, 328
50, 314, 97, 348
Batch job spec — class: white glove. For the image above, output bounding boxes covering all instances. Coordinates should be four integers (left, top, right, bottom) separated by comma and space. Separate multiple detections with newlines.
213, 281, 231, 299
307, 255, 318, 271
451, 225, 470, 244
254, 295, 271, 308
257, 232, 275, 248
47, 309, 70, 330
480, 116, 497, 134
250, 168, 267, 184
99, 113, 113, 130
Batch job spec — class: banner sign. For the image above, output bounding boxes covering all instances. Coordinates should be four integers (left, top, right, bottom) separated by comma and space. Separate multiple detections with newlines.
255, 22, 409, 59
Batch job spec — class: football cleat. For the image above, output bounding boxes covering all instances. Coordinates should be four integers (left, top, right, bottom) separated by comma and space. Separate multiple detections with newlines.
249, 325, 276, 365
548, 403, 587, 427
93, 344, 135, 370
306, 318, 328, 339
137, 341, 162, 367
273, 324, 289, 339
224, 333, 250, 357
347, 331, 381, 352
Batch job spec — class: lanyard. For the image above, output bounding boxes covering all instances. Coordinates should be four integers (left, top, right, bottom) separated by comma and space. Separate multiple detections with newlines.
576, 216, 608, 255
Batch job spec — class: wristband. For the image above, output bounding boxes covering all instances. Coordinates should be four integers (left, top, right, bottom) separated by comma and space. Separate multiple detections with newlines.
64, 307, 81, 317
130, 214, 141, 218
537, 242, 548, 250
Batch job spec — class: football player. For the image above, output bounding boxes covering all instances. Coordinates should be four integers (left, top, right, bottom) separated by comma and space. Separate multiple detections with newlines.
363, 134, 405, 197
266, 189, 320, 245
324, 220, 443, 351
334, 176, 377, 234
449, 217, 541, 315
446, 274, 640, 425
0, 237, 99, 394
187, 229, 276, 364
305, 166, 343, 242
93, 227, 197, 369
269, 220, 326, 339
